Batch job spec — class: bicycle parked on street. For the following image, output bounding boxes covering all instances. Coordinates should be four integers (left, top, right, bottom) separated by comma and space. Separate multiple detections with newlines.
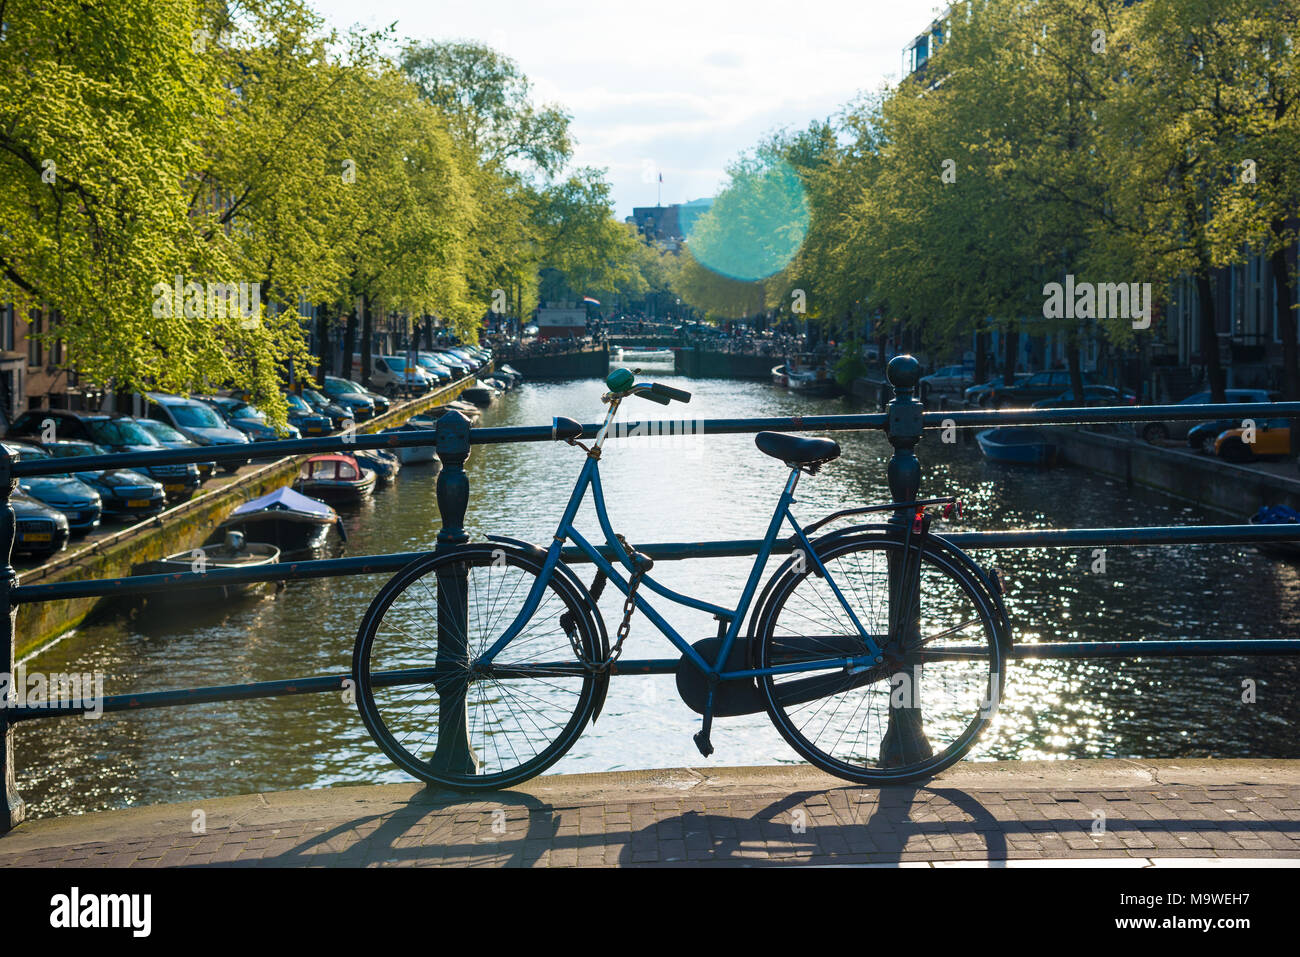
352, 368, 1011, 789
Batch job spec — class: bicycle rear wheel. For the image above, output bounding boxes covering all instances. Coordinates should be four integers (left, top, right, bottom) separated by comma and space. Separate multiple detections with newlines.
353, 544, 601, 789
755, 533, 1005, 784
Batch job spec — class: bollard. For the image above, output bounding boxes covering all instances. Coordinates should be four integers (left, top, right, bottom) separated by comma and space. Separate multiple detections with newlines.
430, 411, 478, 775
0, 452, 24, 830
880, 356, 934, 767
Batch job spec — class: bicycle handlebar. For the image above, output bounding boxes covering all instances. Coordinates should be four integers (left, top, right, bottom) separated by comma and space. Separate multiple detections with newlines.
648, 383, 691, 404
627, 382, 691, 404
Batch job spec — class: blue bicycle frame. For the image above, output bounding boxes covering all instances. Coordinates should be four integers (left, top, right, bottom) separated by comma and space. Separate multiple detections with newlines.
477, 450, 886, 682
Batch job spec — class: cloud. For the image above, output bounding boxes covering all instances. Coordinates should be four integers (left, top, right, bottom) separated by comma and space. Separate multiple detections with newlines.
309, 0, 932, 214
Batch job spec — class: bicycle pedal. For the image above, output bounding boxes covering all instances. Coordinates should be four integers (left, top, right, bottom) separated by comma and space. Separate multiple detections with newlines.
692, 730, 714, 758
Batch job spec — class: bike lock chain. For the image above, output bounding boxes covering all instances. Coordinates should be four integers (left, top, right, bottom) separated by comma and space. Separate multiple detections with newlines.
561, 533, 644, 672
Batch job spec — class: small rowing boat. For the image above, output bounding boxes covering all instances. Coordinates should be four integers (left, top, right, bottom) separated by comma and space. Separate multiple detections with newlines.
134, 532, 281, 602
975, 427, 1059, 466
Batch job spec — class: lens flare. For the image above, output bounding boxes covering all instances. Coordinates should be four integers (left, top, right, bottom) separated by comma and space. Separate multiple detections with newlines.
683, 159, 810, 281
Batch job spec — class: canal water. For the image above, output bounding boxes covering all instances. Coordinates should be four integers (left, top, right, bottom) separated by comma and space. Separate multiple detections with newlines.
16, 371, 1300, 818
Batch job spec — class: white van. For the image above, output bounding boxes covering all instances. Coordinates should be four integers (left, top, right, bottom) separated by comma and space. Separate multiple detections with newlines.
350, 353, 433, 395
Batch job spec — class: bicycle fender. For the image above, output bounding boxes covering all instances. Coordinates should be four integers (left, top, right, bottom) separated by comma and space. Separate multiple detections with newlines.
931, 535, 1014, 651
752, 524, 1012, 653
485, 534, 613, 721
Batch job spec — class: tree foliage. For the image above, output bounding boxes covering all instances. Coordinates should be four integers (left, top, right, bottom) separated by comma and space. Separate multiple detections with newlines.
0, 2, 637, 416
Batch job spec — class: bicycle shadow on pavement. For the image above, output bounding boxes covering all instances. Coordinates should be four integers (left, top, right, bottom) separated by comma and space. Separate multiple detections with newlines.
614, 785, 1010, 867
208, 786, 565, 868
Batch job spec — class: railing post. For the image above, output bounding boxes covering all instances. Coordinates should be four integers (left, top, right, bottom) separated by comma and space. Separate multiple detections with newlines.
431, 411, 477, 776
881, 355, 934, 768
0, 452, 25, 830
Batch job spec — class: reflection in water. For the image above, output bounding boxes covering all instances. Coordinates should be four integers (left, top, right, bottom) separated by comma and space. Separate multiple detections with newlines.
15, 376, 1300, 818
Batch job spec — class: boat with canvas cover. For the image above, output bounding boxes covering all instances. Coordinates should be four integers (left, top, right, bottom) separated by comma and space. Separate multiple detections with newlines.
212, 485, 341, 552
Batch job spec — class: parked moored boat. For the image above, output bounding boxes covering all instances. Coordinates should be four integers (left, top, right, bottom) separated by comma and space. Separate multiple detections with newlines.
134, 532, 281, 602
211, 486, 340, 553
780, 355, 840, 396
612, 346, 674, 362
975, 427, 1059, 466
460, 380, 499, 407
1249, 506, 1300, 559
353, 448, 401, 483
293, 454, 376, 504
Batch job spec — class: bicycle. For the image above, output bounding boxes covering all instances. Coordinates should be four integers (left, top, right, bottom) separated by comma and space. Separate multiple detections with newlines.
352, 368, 1011, 789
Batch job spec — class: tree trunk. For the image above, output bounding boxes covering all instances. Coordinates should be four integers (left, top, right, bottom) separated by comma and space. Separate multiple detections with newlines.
360, 294, 374, 388
1066, 333, 1085, 407
1195, 270, 1226, 403
315, 303, 331, 380
342, 301, 358, 382
974, 328, 988, 384
1271, 219, 1298, 400
1003, 318, 1018, 382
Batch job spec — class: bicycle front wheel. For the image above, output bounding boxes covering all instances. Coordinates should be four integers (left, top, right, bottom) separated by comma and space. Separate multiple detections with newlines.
353, 544, 601, 789
755, 533, 1005, 784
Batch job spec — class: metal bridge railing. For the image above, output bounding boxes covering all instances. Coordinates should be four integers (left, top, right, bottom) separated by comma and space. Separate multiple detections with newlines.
2, 354, 1299, 830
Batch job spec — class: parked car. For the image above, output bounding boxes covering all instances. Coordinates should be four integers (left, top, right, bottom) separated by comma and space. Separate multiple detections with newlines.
143, 393, 251, 473
1031, 385, 1137, 408
987, 370, 1105, 408
348, 381, 391, 415
350, 354, 433, 396
282, 393, 333, 436
1, 441, 102, 534
320, 377, 376, 421
11, 490, 70, 558
415, 353, 454, 383
1187, 417, 1250, 455
919, 365, 972, 401
964, 374, 1028, 408
4, 409, 202, 493
1140, 388, 1279, 444
300, 389, 354, 431
1214, 417, 1291, 463
31, 440, 167, 519
430, 349, 473, 378
449, 346, 487, 367
132, 418, 215, 486
199, 395, 301, 442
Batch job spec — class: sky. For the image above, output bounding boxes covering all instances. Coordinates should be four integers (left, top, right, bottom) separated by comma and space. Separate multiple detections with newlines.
309, 0, 945, 219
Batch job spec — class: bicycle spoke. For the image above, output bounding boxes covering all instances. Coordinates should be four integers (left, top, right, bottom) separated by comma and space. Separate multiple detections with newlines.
356, 548, 597, 789
760, 537, 1003, 783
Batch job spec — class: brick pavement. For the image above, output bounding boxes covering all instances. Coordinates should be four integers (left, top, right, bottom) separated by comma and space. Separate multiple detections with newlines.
2, 760, 1299, 867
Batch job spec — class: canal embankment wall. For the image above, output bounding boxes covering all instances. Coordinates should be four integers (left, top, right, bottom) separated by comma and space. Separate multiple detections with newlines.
502, 348, 609, 379
14, 376, 476, 658
674, 348, 775, 379
1052, 429, 1300, 517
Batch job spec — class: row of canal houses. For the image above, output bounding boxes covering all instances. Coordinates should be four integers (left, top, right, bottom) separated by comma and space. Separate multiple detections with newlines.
903, 12, 1299, 403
